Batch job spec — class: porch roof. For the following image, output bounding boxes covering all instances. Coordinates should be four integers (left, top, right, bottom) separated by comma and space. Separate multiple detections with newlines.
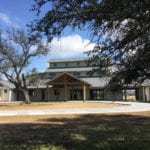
46, 72, 90, 86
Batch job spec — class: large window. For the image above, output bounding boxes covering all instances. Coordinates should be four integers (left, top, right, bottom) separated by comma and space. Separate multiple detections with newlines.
70, 89, 83, 100
54, 89, 60, 96
90, 89, 104, 100
29, 90, 34, 96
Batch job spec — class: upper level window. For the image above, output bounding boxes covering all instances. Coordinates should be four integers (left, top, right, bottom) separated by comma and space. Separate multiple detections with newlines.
77, 62, 80, 66
65, 63, 68, 67
53, 63, 57, 67
49, 73, 56, 77
73, 72, 80, 76
86, 71, 92, 76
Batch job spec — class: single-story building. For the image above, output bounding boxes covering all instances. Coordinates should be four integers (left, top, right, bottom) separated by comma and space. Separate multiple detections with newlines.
0, 80, 15, 102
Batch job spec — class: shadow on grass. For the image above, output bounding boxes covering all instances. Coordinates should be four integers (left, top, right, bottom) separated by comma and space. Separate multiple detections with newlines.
0, 114, 150, 150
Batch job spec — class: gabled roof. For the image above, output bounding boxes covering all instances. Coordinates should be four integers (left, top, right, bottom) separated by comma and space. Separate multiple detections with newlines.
46, 72, 90, 86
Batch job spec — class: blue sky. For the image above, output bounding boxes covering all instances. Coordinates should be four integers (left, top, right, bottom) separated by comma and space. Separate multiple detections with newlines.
0, 0, 95, 72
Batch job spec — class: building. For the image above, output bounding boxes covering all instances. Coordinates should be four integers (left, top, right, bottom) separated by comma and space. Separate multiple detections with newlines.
28, 58, 150, 102
0, 80, 15, 102
0, 58, 149, 102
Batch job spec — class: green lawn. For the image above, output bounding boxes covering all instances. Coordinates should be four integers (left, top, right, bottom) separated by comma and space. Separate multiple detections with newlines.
0, 112, 150, 150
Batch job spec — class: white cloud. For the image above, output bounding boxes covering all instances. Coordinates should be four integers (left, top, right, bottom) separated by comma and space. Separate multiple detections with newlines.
0, 12, 20, 28
0, 12, 12, 24
49, 35, 95, 58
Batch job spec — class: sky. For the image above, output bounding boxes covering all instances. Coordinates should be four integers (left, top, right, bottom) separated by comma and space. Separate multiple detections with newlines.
0, 0, 95, 72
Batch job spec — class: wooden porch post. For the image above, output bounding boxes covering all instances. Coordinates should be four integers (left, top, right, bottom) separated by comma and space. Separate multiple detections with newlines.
83, 84, 86, 102
124, 89, 127, 101
47, 84, 50, 101
64, 75, 67, 101
143, 86, 145, 102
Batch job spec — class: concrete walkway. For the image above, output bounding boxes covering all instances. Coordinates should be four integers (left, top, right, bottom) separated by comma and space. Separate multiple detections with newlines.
0, 101, 150, 116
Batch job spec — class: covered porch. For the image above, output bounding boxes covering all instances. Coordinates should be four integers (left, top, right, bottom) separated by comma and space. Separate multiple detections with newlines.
46, 73, 90, 101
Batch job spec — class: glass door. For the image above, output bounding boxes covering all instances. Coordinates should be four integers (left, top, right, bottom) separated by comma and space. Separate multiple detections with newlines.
70, 89, 83, 100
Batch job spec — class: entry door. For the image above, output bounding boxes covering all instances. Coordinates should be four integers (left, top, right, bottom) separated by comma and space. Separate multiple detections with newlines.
70, 89, 83, 100
41, 90, 45, 100
90, 89, 104, 100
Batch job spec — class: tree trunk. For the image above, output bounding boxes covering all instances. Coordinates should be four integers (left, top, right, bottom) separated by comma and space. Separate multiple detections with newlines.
21, 74, 31, 104
16, 89, 20, 101
21, 88, 31, 104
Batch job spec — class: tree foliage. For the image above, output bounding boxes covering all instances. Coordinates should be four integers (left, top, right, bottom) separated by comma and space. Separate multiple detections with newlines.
30, 0, 150, 85
0, 28, 48, 103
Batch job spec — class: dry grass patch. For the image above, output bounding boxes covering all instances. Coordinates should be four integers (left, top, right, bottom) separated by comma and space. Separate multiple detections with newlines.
0, 102, 125, 111
0, 111, 149, 124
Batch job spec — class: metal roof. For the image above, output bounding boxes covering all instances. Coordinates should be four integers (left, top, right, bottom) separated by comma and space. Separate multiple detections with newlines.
0, 80, 15, 89
46, 67, 98, 73
48, 58, 89, 63
81, 77, 109, 87
139, 79, 150, 86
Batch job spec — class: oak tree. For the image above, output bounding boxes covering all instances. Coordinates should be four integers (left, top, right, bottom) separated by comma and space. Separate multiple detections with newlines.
0, 28, 48, 103
30, 0, 150, 85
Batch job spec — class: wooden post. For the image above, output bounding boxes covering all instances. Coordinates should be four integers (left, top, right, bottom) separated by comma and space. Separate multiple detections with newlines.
124, 89, 127, 101
47, 84, 50, 101
83, 84, 86, 102
64, 75, 67, 101
70, 86, 74, 100
143, 87, 145, 102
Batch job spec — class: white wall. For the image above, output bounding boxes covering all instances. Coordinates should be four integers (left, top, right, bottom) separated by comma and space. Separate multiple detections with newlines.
145, 87, 150, 102
0, 87, 15, 102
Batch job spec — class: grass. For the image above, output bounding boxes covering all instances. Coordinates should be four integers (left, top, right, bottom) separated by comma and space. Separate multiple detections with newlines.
0, 111, 149, 150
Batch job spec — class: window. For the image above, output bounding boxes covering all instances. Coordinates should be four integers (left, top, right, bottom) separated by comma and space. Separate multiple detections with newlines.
65, 63, 68, 67
98, 70, 107, 77
49, 73, 56, 77
29, 90, 34, 96
86, 71, 92, 76
70, 89, 83, 100
54, 89, 60, 95
77, 62, 80, 66
123, 89, 136, 101
73, 72, 80, 76
4, 89, 7, 93
53, 63, 57, 67
90, 89, 104, 100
